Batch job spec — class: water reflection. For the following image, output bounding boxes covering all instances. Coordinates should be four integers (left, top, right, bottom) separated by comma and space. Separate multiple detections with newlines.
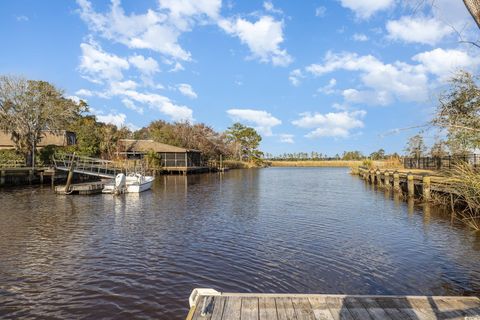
1, 168, 480, 319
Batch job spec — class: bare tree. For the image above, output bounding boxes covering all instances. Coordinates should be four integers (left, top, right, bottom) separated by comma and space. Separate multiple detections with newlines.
0, 75, 85, 165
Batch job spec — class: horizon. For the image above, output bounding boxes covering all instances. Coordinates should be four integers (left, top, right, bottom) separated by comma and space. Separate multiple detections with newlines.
1, 0, 478, 155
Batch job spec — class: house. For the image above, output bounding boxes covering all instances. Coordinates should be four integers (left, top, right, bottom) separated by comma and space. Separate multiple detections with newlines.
0, 130, 76, 150
117, 139, 203, 168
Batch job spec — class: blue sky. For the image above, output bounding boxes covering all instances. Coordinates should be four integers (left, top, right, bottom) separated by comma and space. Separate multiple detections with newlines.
0, 0, 478, 156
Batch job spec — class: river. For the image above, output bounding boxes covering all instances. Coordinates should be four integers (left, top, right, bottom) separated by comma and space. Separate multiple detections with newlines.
1, 167, 480, 319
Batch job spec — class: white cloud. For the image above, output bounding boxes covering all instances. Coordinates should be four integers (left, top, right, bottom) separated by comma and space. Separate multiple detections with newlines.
128, 54, 160, 75
15, 15, 29, 22
317, 78, 337, 95
306, 51, 429, 104
177, 83, 198, 99
122, 98, 144, 114
412, 48, 480, 81
119, 89, 194, 122
75, 88, 94, 97
96, 112, 127, 127
79, 41, 129, 83
67, 95, 82, 104
158, 0, 221, 29
219, 16, 292, 66
169, 62, 185, 72
292, 110, 366, 138
342, 88, 392, 106
77, 0, 190, 61
227, 108, 281, 136
289, 69, 304, 86
386, 16, 452, 45
263, 1, 283, 14
279, 134, 294, 144
353, 33, 368, 41
339, 0, 394, 19
315, 6, 326, 17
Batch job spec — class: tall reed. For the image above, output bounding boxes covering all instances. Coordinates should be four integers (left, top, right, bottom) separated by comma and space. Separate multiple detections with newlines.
447, 163, 480, 230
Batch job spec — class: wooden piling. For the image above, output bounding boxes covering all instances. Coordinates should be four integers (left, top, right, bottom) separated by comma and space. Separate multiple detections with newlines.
64, 153, 76, 193
384, 171, 391, 190
393, 172, 400, 193
0, 170, 4, 186
407, 173, 414, 197
376, 170, 383, 188
422, 176, 431, 201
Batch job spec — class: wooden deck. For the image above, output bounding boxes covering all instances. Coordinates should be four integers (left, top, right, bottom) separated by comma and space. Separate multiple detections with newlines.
55, 181, 104, 195
187, 292, 480, 320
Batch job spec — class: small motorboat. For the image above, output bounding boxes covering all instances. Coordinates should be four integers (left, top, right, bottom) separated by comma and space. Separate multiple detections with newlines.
103, 173, 154, 194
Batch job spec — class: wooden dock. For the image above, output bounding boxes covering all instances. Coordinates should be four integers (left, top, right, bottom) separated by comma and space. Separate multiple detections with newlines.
187, 290, 480, 320
54, 181, 104, 195
355, 167, 455, 200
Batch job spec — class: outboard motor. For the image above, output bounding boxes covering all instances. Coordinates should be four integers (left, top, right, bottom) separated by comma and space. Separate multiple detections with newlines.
114, 173, 126, 195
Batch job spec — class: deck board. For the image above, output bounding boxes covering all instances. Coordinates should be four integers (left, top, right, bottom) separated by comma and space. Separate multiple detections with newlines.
188, 293, 480, 320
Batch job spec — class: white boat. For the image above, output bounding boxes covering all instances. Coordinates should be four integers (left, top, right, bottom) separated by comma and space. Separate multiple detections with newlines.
102, 173, 154, 194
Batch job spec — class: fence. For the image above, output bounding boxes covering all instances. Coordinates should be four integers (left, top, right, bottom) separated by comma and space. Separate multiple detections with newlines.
404, 154, 479, 170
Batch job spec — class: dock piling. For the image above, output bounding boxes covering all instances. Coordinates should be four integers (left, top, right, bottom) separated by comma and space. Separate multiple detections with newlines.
393, 172, 400, 193
422, 176, 431, 201
377, 170, 384, 188
384, 171, 391, 190
407, 173, 414, 197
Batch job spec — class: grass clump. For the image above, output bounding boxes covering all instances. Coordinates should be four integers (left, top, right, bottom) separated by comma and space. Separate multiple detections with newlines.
447, 163, 480, 230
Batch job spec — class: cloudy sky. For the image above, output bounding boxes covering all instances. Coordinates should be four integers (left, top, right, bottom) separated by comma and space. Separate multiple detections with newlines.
1, 0, 479, 155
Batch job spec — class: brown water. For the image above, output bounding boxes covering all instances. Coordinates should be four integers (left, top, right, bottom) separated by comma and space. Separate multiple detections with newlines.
1, 167, 480, 319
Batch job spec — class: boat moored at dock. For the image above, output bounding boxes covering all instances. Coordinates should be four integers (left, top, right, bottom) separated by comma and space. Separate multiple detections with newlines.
102, 173, 154, 194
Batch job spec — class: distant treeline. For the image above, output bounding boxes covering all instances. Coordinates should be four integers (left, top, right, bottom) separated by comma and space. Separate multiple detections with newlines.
266, 149, 400, 161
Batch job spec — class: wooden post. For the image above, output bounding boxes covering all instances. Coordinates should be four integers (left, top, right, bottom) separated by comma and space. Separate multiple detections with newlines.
384, 171, 391, 190
0, 170, 5, 186
369, 170, 375, 184
51, 172, 55, 188
377, 170, 383, 188
28, 169, 34, 184
393, 172, 400, 193
64, 153, 76, 193
407, 173, 415, 197
422, 176, 431, 201
39, 172, 44, 184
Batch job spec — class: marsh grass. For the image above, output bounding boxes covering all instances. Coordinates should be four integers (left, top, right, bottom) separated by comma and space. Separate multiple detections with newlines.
446, 163, 480, 230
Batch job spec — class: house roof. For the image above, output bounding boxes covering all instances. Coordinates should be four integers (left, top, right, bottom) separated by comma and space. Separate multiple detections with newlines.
118, 139, 200, 153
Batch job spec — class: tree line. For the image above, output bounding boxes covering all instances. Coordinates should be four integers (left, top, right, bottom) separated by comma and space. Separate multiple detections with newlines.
0, 75, 263, 165
267, 149, 400, 161
404, 71, 480, 159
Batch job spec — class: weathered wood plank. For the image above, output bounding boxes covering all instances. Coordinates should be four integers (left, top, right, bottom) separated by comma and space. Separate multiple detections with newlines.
241, 298, 259, 320
189, 294, 480, 320
210, 296, 227, 320
192, 296, 212, 320
275, 298, 296, 320
222, 297, 242, 320
357, 297, 395, 320
307, 297, 335, 320
259, 297, 278, 320
291, 298, 316, 320
343, 297, 374, 320
325, 297, 354, 320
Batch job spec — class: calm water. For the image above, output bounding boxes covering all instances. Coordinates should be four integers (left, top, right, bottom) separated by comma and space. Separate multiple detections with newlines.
1, 167, 480, 319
